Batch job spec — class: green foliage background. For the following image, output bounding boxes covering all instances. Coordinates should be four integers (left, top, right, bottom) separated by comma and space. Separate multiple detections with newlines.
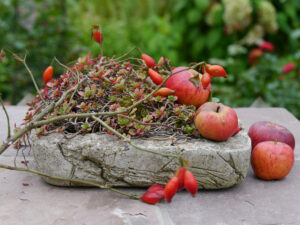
0, 0, 300, 118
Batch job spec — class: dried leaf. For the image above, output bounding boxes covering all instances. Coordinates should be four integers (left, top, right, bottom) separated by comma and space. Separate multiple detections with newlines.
183, 158, 190, 167
12, 52, 24, 63
0, 49, 6, 63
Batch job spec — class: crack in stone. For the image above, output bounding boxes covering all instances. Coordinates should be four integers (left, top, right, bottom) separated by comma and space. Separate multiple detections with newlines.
83, 155, 133, 186
69, 165, 75, 186
156, 158, 177, 173
192, 166, 224, 174
58, 143, 105, 183
206, 171, 229, 182
207, 176, 223, 188
216, 152, 244, 181
82, 155, 109, 183
229, 153, 244, 180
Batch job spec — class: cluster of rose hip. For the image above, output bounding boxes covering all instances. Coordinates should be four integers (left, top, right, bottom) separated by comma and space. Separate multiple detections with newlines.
140, 166, 198, 204
249, 41, 298, 75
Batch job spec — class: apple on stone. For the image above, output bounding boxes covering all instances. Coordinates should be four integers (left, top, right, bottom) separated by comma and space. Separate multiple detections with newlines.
251, 141, 294, 180
248, 121, 295, 150
194, 102, 239, 141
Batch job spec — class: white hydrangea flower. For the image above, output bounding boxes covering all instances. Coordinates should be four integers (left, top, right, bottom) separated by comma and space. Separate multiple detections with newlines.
257, 1, 278, 34
222, 0, 253, 33
240, 24, 265, 46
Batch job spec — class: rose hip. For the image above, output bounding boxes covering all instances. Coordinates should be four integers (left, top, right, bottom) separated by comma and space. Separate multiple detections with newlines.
43, 66, 53, 85
148, 69, 164, 85
184, 170, 198, 197
206, 65, 227, 78
175, 167, 186, 192
201, 73, 211, 89
153, 87, 175, 97
164, 177, 178, 203
141, 54, 156, 67
140, 192, 161, 204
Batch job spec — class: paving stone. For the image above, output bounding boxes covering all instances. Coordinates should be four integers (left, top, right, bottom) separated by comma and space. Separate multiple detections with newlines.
0, 106, 299, 225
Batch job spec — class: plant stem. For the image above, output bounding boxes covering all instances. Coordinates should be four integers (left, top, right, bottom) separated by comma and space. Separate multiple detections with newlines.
54, 57, 77, 78
114, 46, 140, 61
0, 163, 139, 200
23, 53, 47, 105
0, 94, 11, 139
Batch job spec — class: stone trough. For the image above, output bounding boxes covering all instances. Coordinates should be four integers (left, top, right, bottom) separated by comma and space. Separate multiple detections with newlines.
31, 126, 251, 189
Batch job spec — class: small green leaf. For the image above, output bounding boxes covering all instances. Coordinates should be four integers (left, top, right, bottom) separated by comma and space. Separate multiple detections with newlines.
82, 122, 89, 129
212, 97, 220, 103
168, 95, 177, 102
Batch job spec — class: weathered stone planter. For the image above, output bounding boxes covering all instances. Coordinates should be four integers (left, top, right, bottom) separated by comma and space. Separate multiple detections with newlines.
31, 126, 251, 189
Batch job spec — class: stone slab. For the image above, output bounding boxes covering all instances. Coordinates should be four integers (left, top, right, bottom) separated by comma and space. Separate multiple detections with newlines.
31, 128, 251, 189
0, 106, 299, 225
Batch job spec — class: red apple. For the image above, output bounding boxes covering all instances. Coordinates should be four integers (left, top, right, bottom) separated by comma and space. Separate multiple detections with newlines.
251, 141, 294, 180
165, 67, 211, 107
248, 121, 295, 150
194, 102, 238, 141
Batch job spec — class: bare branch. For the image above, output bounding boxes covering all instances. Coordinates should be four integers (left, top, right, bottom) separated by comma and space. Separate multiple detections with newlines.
0, 163, 139, 199
0, 94, 11, 139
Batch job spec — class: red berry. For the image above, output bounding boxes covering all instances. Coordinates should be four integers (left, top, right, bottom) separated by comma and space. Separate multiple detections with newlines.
93, 30, 103, 44
153, 87, 175, 97
201, 73, 211, 89
147, 184, 164, 192
43, 66, 53, 85
175, 167, 186, 192
147, 184, 165, 200
184, 170, 198, 197
248, 48, 263, 65
259, 41, 274, 52
141, 54, 156, 67
140, 192, 161, 205
282, 62, 295, 74
148, 69, 164, 85
164, 177, 178, 203
206, 65, 227, 78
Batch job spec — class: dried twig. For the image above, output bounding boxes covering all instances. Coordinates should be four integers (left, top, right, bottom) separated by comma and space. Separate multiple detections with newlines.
0, 163, 139, 199
0, 94, 11, 139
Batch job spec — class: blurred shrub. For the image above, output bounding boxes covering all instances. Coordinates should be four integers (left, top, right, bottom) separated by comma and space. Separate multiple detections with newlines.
0, 0, 75, 104
0, 0, 299, 118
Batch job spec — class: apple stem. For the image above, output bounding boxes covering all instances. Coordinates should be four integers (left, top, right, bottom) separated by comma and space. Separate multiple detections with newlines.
274, 138, 278, 144
216, 106, 220, 113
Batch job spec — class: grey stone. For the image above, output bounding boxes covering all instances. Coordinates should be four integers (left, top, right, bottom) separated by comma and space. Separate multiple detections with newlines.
250, 96, 267, 108
17, 93, 35, 106
31, 127, 251, 189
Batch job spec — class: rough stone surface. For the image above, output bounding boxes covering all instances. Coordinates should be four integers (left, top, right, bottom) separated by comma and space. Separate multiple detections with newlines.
31, 128, 251, 189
